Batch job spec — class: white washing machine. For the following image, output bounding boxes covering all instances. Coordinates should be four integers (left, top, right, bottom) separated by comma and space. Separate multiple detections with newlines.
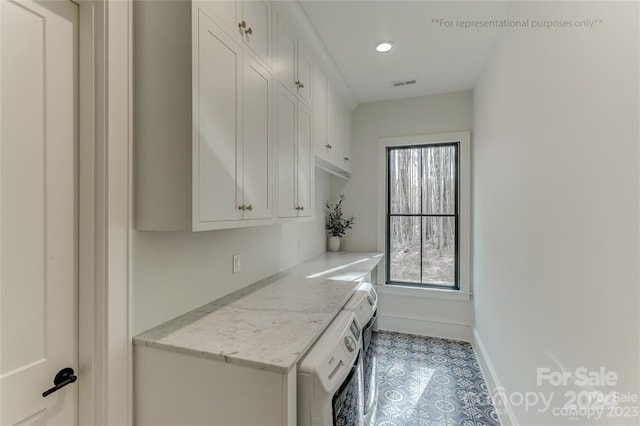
298, 311, 364, 426
342, 282, 378, 426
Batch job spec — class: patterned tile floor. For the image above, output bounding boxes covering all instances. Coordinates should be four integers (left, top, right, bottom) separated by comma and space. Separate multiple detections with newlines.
372, 331, 501, 426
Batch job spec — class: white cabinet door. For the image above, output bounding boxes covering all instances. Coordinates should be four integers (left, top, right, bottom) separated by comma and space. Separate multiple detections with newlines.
342, 107, 352, 173
205, 0, 240, 35
196, 12, 243, 223
241, 0, 271, 67
296, 102, 313, 217
243, 56, 272, 220
277, 85, 312, 219
312, 66, 329, 156
276, 17, 297, 96
1, 0, 78, 424
136, 4, 277, 231
277, 85, 298, 218
277, 13, 312, 104
202, 1, 271, 68
296, 44, 312, 104
327, 83, 344, 162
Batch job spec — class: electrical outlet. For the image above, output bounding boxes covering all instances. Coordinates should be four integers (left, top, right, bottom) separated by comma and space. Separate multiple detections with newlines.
232, 253, 241, 274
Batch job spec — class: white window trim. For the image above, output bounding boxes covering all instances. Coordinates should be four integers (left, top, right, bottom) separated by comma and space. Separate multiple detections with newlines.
376, 131, 471, 301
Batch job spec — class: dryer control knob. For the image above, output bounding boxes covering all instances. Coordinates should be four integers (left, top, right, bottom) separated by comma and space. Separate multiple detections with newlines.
344, 336, 357, 352
367, 294, 375, 306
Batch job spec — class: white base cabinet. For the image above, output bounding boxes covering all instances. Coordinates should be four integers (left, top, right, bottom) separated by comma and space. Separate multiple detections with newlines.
134, 345, 296, 426
135, 1, 274, 231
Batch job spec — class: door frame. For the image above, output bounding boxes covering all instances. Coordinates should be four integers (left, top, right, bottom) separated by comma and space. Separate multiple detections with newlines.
78, 0, 132, 425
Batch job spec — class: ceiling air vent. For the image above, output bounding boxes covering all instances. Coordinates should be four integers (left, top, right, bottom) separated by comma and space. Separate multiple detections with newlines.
391, 79, 417, 87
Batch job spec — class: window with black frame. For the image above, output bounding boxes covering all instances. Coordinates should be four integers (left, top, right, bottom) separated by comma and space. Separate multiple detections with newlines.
386, 143, 459, 289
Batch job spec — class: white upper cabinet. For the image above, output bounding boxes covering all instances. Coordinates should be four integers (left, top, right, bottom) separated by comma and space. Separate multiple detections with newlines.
327, 82, 345, 162
242, 55, 273, 220
276, 18, 297, 97
196, 14, 243, 223
296, 102, 313, 217
277, 13, 312, 104
312, 67, 329, 157
196, 10, 274, 227
277, 85, 312, 219
201, 0, 238, 32
135, 3, 274, 231
239, 0, 271, 67
200, 0, 272, 68
313, 62, 351, 178
277, 86, 296, 218
296, 44, 312, 103
134, 1, 355, 231
342, 107, 352, 173
313, 70, 353, 178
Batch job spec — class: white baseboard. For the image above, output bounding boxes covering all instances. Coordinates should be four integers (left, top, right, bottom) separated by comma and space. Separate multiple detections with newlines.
376, 313, 472, 342
471, 327, 518, 426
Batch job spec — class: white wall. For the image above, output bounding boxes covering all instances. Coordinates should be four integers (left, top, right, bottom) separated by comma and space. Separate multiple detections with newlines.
473, 2, 639, 424
132, 170, 330, 335
334, 91, 473, 252
336, 91, 474, 340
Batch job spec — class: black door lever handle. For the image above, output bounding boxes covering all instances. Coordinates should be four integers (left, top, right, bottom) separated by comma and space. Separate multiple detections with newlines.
42, 367, 77, 397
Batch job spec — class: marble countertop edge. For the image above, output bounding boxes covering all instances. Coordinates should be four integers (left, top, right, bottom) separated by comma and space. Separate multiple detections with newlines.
133, 339, 294, 374
133, 251, 383, 374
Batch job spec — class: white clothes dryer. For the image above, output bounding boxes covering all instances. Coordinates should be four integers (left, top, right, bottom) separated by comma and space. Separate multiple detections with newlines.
297, 311, 364, 426
342, 282, 378, 425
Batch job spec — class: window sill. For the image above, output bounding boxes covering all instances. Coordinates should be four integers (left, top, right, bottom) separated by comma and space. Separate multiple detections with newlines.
376, 283, 472, 302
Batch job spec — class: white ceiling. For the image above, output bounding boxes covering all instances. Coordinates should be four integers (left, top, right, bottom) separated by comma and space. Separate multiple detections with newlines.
300, 1, 510, 104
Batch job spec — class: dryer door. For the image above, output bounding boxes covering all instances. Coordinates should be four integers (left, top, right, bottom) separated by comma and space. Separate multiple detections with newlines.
362, 310, 378, 416
331, 353, 363, 426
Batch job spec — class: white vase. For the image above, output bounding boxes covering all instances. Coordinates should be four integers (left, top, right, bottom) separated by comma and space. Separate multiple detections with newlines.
328, 236, 341, 252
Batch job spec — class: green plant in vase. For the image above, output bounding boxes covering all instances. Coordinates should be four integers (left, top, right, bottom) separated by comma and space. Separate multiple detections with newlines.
325, 194, 355, 251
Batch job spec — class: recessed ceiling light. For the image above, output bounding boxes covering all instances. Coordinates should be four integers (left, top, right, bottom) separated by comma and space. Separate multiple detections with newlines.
375, 41, 394, 53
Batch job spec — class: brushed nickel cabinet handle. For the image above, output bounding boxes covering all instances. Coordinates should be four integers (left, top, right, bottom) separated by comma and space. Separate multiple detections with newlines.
239, 205, 246, 211
238, 20, 247, 29
344, 157, 349, 161
325, 144, 332, 149
245, 27, 253, 35
246, 205, 253, 211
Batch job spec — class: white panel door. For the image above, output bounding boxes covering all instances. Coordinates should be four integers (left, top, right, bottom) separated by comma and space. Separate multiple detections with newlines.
296, 102, 312, 217
1, 0, 78, 425
196, 11, 243, 223
276, 85, 297, 218
243, 55, 272, 220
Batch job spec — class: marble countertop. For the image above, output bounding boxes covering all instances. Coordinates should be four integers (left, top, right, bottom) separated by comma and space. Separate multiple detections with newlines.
133, 252, 383, 374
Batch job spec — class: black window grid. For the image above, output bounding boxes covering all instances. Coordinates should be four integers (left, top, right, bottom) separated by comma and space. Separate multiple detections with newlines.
385, 142, 460, 290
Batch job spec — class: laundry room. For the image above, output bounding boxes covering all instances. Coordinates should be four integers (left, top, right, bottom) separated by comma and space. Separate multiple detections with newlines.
1, 1, 638, 426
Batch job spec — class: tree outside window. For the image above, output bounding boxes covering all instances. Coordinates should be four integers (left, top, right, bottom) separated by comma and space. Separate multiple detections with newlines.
386, 143, 459, 289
